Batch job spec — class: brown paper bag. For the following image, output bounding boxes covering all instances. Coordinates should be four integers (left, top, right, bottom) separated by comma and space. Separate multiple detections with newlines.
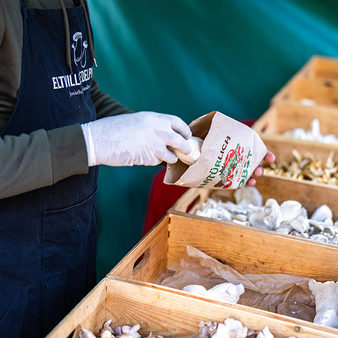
164, 112, 267, 189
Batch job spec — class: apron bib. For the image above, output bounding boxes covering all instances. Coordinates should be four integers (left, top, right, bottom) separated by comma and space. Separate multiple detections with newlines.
0, 1, 98, 336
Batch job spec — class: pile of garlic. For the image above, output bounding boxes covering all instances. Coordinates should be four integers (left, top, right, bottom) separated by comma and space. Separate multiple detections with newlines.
78, 321, 162, 338
199, 318, 274, 338
284, 119, 338, 145
79, 318, 275, 338
195, 187, 338, 244
264, 149, 338, 185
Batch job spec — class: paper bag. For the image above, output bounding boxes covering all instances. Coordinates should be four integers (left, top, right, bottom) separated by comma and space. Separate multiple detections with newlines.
164, 112, 267, 189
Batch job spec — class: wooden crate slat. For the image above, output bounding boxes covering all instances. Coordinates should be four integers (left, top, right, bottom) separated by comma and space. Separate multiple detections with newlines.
289, 77, 338, 108
272, 56, 338, 106
48, 277, 338, 338
166, 213, 338, 280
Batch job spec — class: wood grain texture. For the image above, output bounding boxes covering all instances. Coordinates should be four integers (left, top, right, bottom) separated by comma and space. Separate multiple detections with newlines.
47, 277, 338, 338
110, 216, 169, 282
255, 175, 338, 217
252, 101, 338, 191
105, 277, 338, 338
253, 101, 338, 135
310, 56, 338, 81
169, 187, 210, 213
289, 77, 338, 108
167, 213, 338, 280
271, 56, 338, 105
171, 175, 338, 221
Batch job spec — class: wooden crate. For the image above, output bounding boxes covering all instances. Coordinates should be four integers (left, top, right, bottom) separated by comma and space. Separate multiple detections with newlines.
112, 211, 338, 279
253, 101, 338, 136
47, 277, 338, 338
309, 56, 338, 80
286, 77, 338, 108
170, 176, 338, 220
108, 211, 338, 336
253, 102, 338, 189
167, 175, 338, 247
272, 56, 338, 106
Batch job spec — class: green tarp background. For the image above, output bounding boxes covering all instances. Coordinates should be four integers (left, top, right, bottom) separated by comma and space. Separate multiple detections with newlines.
87, 0, 338, 280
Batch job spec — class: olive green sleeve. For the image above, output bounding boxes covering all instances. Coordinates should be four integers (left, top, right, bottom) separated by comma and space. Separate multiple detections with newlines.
0, 125, 88, 200
0, 1, 135, 200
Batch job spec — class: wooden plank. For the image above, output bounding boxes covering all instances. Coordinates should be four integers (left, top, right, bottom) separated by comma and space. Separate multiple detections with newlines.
271, 56, 338, 105
253, 102, 338, 135
171, 175, 338, 220
255, 175, 338, 218
169, 187, 210, 213
47, 277, 338, 338
110, 215, 169, 282
167, 213, 338, 281
310, 56, 338, 80
252, 102, 338, 190
47, 279, 107, 337
288, 77, 338, 108
105, 277, 338, 338
260, 136, 338, 191
262, 135, 338, 163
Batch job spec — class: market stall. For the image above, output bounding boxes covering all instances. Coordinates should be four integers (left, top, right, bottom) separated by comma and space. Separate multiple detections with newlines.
48, 57, 338, 338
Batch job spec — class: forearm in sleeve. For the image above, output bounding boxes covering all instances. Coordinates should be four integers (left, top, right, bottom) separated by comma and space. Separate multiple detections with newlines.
0, 124, 88, 199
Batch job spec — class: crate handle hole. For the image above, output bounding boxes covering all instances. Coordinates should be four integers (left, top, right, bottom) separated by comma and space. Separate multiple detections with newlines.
133, 250, 150, 274
260, 124, 268, 133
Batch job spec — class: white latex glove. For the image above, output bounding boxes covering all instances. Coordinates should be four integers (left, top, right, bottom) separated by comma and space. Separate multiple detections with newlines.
81, 111, 192, 167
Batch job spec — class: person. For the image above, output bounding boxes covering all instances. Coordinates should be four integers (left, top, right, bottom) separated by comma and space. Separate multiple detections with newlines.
0, 0, 275, 336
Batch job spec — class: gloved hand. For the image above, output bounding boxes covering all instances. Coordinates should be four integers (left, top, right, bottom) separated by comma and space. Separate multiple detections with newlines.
81, 111, 192, 167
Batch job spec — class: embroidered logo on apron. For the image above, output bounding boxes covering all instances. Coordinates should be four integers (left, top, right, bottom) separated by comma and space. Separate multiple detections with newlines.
72, 32, 88, 68
51, 30, 93, 97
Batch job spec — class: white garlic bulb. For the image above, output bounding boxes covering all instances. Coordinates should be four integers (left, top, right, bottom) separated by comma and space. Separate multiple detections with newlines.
182, 282, 244, 304
309, 279, 338, 328
173, 136, 203, 165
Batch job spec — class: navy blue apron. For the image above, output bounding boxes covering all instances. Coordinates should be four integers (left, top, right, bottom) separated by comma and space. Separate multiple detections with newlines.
0, 1, 98, 336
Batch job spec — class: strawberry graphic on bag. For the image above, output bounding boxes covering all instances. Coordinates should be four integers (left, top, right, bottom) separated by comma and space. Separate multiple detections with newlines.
214, 144, 244, 188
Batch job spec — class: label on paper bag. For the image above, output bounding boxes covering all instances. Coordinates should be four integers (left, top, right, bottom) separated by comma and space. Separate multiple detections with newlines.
164, 111, 267, 189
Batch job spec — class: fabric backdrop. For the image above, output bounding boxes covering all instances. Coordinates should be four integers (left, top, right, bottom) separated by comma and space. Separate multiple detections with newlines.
87, 0, 338, 279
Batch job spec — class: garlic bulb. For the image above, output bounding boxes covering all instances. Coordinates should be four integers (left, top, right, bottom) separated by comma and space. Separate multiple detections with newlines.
308, 279, 338, 328
195, 187, 338, 244
182, 282, 244, 304
199, 319, 273, 338
79, 329, 97, 338
284, 119, 338, 145
234, 186, 263, 207
207, 283, 245, 304
172, 136, 203, 165
256, 326, 274, 338
311, 205, 333, 222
